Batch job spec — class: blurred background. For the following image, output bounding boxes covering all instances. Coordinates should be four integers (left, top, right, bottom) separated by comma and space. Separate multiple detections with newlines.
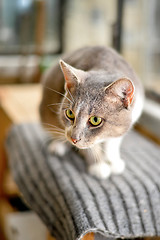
0, 1, 160, 240
0, 0, 159, 90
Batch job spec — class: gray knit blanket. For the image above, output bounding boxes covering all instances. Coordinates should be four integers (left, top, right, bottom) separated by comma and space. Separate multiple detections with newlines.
5, 123, 160, 240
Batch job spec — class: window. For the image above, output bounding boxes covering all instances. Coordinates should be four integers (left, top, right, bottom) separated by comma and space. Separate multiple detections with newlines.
0, 0, 61, 55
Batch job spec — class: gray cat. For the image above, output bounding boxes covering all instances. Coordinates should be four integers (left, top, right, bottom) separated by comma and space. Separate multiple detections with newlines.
40, 46, 144, 179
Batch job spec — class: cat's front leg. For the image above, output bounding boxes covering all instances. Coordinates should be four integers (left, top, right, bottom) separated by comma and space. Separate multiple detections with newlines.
104, 136, 125, 174
88, 162, 111, 179
80, 146, 111, 179
48, 140, 69, 156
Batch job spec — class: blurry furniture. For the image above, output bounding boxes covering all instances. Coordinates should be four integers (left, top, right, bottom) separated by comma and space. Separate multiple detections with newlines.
0, 84, 41, 196
1, 84, 160, 240
5, 122, 160, 240
0, 0, 63, 85
0, 84, 45, 240
0, 84, 93, 240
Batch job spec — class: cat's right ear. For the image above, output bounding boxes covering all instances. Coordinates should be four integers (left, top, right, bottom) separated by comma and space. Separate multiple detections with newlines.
105, 78, 135, 109
59, 60, 86, 90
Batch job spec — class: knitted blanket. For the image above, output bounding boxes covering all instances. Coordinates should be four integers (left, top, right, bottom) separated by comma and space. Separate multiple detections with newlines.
5, 123, 160, 240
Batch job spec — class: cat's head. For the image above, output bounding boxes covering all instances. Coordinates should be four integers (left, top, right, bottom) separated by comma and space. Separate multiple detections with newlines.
59, 60, 135, 149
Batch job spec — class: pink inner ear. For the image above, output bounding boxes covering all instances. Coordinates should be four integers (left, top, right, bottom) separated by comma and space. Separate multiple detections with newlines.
121, 79, 134, 108
59, 60, 76, 90
106, 78, 135, 108
64, 74, 73, 89
127, 85, 134, 104
66, 82, 72, 89
59, 60, 88, 90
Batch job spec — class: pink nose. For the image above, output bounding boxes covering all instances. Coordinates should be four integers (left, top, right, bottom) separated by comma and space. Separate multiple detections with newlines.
71, 137, 78, 144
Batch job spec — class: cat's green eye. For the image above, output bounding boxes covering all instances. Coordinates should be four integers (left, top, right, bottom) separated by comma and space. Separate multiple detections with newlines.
66, 109, 75, 120
89, 116, 102, 126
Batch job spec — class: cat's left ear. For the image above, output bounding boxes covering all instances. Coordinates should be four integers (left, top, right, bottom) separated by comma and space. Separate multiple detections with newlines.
105, 78, 135, 108
59, 60, 86, 90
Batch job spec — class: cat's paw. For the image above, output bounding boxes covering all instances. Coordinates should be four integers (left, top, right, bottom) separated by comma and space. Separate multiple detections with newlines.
111, 159, 125, 174
48, 141, 68, 156
88, 162, 111, 179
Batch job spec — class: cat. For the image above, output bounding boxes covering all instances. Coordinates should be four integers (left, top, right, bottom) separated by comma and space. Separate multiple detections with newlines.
39, 46, 144, 179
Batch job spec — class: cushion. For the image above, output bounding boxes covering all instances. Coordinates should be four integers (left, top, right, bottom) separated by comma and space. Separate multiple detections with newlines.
5, 123, 160, 240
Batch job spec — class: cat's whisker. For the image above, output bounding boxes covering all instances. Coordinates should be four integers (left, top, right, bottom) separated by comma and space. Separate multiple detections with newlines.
42, 122, 64, 131
47, 106, 59, 115
66, 87, 75, 103
42, 123, 66, 140
94, 148, 102, 164
44, 86, 73, 104
44, 130, 65, 138
40, 130, 67, 149
47, 102, 70, 107
48, 132, 65, 137
56, 138, 67, 144
44, 127, 65, 133
88, 148, 95, 162
40, 135, 54, 151
45, 131, 64, 140
90, 145, 103, 164
42, 123, 65, 132
44, 129, 65, 138
88, 148, 98, 164
45, 129, 65, 134
46, 133, 65, 139
47, 101, 70, 115
49, 137, 67, 146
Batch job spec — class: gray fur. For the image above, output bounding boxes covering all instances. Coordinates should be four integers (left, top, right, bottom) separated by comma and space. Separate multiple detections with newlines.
40, 46, 144, 178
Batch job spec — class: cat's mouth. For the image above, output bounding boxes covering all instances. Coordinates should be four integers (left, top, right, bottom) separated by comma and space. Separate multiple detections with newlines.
65, 130, 94, 149
67, 136, 94, 149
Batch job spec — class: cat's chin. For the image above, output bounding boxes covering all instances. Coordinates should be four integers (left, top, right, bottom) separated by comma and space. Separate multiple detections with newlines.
68, 139, 94, 149
76, 145, 91, 150
70, 142, 91, 149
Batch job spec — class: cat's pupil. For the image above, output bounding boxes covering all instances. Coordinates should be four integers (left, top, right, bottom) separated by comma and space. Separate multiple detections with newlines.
94, 117, 98, 122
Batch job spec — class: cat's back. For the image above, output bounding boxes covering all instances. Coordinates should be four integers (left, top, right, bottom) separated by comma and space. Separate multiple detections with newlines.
65, 46, 135, 76
43, 46, 140, 87
61, 46, 130, 74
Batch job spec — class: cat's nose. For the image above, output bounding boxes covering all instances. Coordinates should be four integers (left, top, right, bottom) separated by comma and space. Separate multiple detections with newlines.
71, 137, 80, 144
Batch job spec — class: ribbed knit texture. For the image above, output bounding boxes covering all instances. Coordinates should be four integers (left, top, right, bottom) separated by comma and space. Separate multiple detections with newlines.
6, 123, 160, 240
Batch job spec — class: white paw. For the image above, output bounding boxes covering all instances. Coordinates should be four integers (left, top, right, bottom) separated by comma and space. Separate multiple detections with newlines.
111, 159, 125, 174
48, 141, 67, 156
88, 162, 111, 179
